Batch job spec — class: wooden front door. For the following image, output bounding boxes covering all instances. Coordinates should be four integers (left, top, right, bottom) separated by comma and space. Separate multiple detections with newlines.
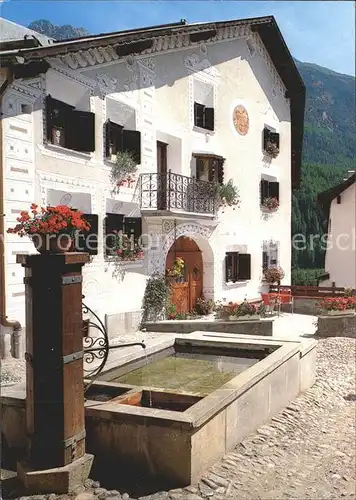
166, 237, 203, 314
157, 141, 167, 210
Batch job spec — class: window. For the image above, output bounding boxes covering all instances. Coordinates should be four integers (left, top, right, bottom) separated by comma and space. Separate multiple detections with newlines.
21, 103, 31, 114
260, 179, 279, 205
225, 252, 251, 282
46, 95, 95, 152
105, 119, 141, 164
263, 127, 280, 154
193, 79, 215, 131
105, 213, 142, 256
75, 214, 98, 255
262, 241, 279, 270
194, 102, 214, 131
194, 154, 224, 183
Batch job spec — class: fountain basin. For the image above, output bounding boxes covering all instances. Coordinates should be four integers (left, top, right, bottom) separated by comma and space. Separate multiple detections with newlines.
85, 333, 317, 489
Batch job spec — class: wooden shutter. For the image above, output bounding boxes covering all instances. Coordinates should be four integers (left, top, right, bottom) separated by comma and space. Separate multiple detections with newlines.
260, 179, 269, 204
124, 217, 142, 242
46, 96, 73, 144
194, 102, 205, 128
225, 254, 231, 282
69, 110, 95, 152
105, 213, 124, 255
105, 120, 111, 158
263, 127, 270, 150
268, 181, 280, 201
105, 120, 123, 158
122, 129, 141, 164
238, 254, 251, 280
204, 107, 214, 131
217, 158, 225, 184
45, 95, 53, 142
226, 252, 239, 282
262, 251, 269, 270
269, 131, 280, 149
76, 214, 98, 255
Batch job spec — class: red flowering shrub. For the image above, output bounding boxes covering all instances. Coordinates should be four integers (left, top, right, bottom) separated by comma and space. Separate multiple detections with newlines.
262, 197, 279, 211
319, 297, 356, 312
215, 300, 262, 318
7, 204, 90, 237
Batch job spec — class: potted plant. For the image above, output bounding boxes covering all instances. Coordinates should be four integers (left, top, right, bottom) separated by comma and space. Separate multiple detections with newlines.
265, 140, 279, 158
319, 297, 356, 316
194, 296, 215, 316
262, 197, 279, 211
263, 266, 285, 285
110, 151, 138, 192
7, 203, 90, 254
215, 179, 240, 210
166, 257, 185, 281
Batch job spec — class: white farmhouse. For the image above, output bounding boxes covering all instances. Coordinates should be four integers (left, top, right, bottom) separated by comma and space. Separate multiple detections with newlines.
0, 16, 305, 338
318, 172, 356, 289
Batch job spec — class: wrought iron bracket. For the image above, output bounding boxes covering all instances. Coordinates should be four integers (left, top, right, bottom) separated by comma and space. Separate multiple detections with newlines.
62, 350, 84, 364
82, 298, 145, 392
62, 275, 83, 285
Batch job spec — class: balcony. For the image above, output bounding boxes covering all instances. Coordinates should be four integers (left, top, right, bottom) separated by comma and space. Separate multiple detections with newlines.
140, 172, 217, 216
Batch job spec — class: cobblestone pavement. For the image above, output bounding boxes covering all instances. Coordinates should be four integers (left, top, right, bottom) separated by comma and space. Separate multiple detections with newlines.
3, 337, 355, 500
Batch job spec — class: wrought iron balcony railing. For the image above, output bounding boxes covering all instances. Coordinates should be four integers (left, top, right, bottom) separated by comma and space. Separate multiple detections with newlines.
140, 171, 217, 215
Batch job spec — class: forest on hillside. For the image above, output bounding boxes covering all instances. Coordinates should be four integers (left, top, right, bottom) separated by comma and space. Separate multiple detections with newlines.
28, 21, 356, 280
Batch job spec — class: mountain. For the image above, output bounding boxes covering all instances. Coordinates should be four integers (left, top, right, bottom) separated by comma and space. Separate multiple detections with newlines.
27, 20, 355, 271
292, 60, 355, 270
28, 19, 89, 40
295, 59, 355, 168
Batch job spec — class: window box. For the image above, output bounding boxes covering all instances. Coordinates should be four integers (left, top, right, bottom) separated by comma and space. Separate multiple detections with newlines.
46, 95, 95, 153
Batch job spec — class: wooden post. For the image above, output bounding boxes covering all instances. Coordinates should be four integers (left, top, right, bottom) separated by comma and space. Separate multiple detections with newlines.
16, 252, 93, 494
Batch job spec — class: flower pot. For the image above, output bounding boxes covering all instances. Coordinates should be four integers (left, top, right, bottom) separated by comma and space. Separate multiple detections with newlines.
32, 234, 73, 254
323, 309, 355, 316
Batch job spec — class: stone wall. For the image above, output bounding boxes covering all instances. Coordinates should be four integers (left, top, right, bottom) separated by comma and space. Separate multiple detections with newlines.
282, 297, 323, 316
316, 314, 356, 338
142, 319, 273, 336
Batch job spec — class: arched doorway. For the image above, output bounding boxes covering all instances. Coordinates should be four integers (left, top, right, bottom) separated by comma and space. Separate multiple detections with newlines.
166, 236, 203, 314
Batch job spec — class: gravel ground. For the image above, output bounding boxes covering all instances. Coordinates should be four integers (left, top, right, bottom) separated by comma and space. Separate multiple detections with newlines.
1, 358, 26, 385
2, 337, 355, 500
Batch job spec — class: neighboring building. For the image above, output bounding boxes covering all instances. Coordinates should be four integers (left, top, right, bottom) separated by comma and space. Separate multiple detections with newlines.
318, 173, 356, 289
0, 16, 305, 336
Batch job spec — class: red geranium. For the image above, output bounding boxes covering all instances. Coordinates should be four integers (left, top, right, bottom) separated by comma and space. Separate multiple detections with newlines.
319, 297, 356, 311
7, 204, 90, 237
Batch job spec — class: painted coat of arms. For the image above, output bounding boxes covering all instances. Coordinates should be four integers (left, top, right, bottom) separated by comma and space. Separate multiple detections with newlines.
233, 105, 249, 136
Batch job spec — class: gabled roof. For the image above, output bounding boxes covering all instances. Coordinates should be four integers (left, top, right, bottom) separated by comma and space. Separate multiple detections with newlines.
317, 173, 356, 216
0, 17, 53, 45
0, 16, 305, 188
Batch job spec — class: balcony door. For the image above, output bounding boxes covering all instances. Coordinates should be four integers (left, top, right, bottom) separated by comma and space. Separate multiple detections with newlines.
157, 141, 168, 210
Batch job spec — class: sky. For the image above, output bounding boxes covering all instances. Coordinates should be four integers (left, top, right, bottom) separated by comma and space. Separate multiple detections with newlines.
1, 0, 355, 76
